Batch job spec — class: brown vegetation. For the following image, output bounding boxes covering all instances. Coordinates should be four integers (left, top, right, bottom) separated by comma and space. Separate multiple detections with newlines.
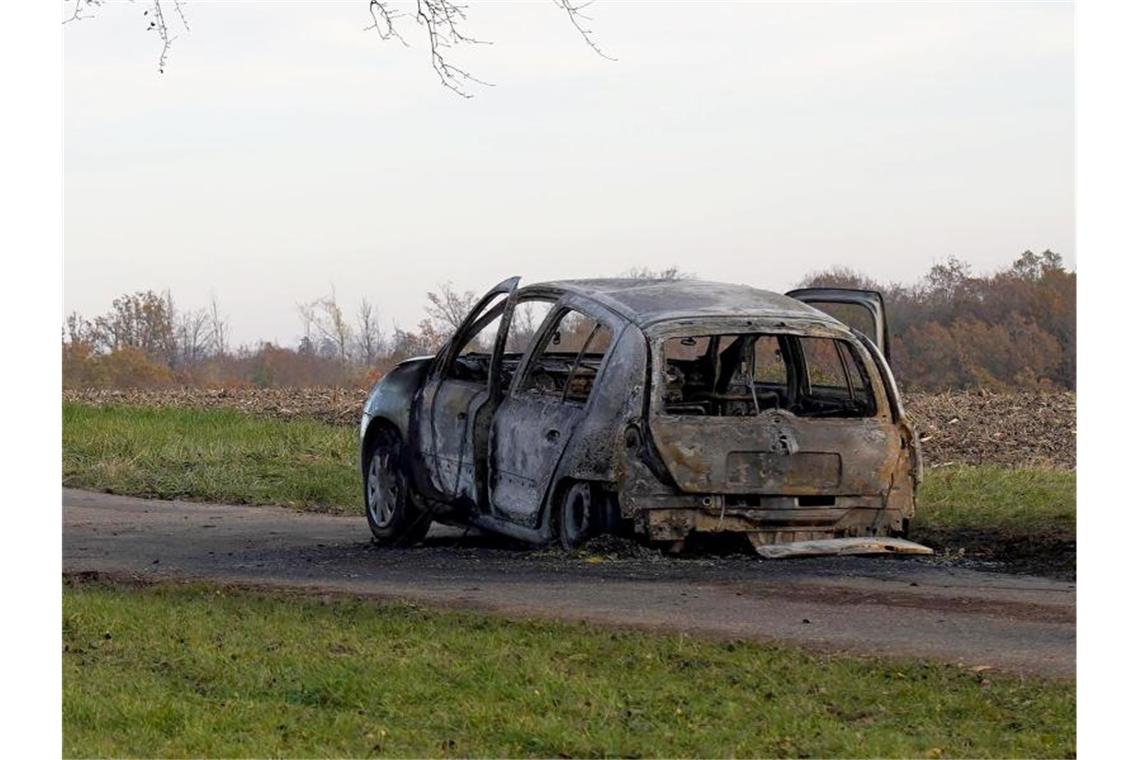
62, 253, 1073, 393
799, 250, 1074, 391
905, 390, 1075, 469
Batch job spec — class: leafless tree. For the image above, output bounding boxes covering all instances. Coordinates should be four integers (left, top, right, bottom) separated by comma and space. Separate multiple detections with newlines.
65, 1, 189, 74
65, 0, 610, 95
425, 281, 478, 332
505, 301, 544, 353
207, 294, 230, 358
175, 307, 211, 368
621, 266, 692, 281
355, 297, 386, 365
298, 288, 355, 363
65, 312, 97, 346
364, 1, 615, 95
390, 320, 446, 360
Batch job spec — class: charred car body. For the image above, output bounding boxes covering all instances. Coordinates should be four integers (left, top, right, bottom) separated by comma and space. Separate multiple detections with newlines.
360, 278, 922, 552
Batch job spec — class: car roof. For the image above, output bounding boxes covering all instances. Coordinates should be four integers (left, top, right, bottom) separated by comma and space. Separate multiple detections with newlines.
524, 278, 833, 328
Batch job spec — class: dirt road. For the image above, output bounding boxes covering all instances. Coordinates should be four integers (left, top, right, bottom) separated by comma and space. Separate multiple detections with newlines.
63, 489, 1075, 677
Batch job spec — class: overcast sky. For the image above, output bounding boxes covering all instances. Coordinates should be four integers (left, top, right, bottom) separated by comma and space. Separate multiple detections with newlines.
64, 1, 1074, 346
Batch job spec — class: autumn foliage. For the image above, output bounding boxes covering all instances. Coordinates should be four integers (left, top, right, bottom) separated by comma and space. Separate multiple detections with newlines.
63, 252, 1074, 392
798, 251, 1074, 391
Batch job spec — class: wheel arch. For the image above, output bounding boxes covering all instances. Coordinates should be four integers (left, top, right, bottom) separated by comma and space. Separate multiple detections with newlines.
543, 476, 619, 538
361, 416, 402, 474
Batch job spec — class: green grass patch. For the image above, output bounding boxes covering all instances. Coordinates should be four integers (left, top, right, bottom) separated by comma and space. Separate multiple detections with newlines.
63, 403, 359, 513
64, 403, 1077, 541
64, 580, 1075, 758
917, 466, 1075, 538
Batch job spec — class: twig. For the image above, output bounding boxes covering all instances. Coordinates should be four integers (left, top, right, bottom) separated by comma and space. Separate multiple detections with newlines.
552, 0, 616, 61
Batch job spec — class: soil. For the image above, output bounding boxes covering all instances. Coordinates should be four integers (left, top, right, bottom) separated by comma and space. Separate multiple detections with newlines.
913, 526, 1076, 581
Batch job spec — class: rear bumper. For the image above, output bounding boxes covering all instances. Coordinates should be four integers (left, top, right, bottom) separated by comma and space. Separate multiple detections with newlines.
624, 493, 907, 544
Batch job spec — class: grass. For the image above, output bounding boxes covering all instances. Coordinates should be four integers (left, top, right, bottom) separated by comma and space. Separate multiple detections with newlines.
64, 402, 1076, 537
63, 403, 359, 513
917, 466, 1075, 537
913, 466, 1076, 578
63, 579, 1075, 758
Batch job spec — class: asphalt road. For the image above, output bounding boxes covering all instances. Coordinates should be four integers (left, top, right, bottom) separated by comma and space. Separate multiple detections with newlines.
63, 488, 1075, 677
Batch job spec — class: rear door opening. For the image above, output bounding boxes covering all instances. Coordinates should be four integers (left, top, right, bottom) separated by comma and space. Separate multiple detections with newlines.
647, 322, 900, 497
661, 332, 877, 419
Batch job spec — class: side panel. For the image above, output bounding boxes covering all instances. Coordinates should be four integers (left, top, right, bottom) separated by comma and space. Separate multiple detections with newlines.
856, 331, 923, 494
488, 299, 631, 528
489, 394, 586, 525
547, 323, 645, 486
417, 378, 486, 503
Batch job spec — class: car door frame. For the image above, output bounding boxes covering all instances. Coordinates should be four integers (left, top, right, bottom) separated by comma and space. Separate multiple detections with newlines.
487, 295, 622, 529
785, 287, 892, 364
410, 276, 520, 509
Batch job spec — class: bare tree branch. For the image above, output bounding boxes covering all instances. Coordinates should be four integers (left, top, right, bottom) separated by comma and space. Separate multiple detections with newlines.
298, 288, 355, 364
207, 294, 230, 358
63, 0, 101, 25
621, 265, 692, 281
410, 0, 493, 97
64, 0, 190, 73
355, 297, 385, 364
425, 281, 478, 332
552, 0, 615, 61
365, 0, 409, 45
171, 0, 190, 32
66, 1, 613, 95
175, 307, 211, 368
148, 1, 174, 74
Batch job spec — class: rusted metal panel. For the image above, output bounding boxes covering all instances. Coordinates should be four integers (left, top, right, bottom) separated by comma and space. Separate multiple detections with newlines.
749, 536, 933, 559
489, 392, 584, 525
640, 500, 909, 542
651, 415, 898, 495
726, 451, 841, 488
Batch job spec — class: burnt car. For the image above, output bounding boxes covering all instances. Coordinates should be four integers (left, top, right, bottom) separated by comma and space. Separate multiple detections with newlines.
360, 278, 922, 553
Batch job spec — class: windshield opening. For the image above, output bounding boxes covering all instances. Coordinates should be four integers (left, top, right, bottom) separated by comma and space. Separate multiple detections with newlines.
660, 333, 877, 418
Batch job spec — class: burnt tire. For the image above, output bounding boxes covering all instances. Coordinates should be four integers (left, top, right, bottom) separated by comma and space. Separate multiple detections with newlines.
363, 429, 431, 547
554, 481, 595, 551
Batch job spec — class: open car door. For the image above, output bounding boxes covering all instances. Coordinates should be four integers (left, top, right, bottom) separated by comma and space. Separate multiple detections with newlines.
414, 276, 520, 510
785, 287, 892, 364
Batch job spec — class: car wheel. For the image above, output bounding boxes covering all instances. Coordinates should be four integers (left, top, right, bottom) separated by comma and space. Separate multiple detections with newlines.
555, 481, 594, 550
364, 429, 431, 546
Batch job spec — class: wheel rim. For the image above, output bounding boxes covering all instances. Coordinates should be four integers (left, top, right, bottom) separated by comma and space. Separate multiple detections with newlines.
562, 483, 591, 545
367, 449, 399, 528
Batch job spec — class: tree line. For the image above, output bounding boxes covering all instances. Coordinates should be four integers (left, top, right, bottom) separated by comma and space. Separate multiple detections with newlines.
796, 250, 1074, 391
62, 252, 1074, 391
62, 283, 476, 390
